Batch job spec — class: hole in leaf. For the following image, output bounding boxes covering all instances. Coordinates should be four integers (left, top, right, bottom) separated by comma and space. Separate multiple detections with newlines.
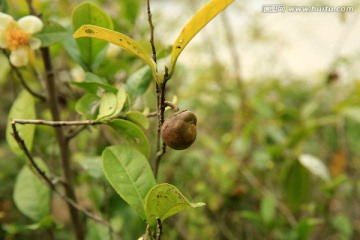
85, 29, 95, 34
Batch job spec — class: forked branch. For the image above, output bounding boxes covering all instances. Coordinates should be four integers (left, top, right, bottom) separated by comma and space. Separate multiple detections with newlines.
10, 121, 118, 235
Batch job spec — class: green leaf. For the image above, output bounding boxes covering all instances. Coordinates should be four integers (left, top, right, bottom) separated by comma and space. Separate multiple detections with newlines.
72, 2, 113, 70
95, 89, 126, 121
283, 161, 310, 210
296, 218, 322, 240
6, 90, 36, 156
34, 21, 67, 47
144, 183, 205, 227
112, 87, 127, 118
78, 156, 103, 179
260, 194, 276, 225
97, 92, 117, 120
0, 54, 10, 88
86, 219, 111, 240
75, 93, 100, 119
63, 28, 87, 70
107, 119, 150, 157
125, 111, 149, 129
26, 215, 54, 230
331, 214, 353, 239
169, 0, 234, 77
126, 66, 153, 101
71, 72, 118, 94
102, 145, 156, 220
84, 72, 117, 93
13, 158, 51, 221
0, 0, 9, 13
240, 211, 262, 228
73, 25, 157, 81
118, 0, 140, 26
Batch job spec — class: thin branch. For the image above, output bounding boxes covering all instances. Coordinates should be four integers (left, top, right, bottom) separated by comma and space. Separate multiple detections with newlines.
13, 119, 99, 127
164, 101, 179, 112
146, 0, 169, 180
11, 121, 56, 189
146, 0, 157, 63
154, 83, 162, 178
12, 119, 100, 141
154, 81, 167, 179
10, 121, 118, 234
143, 225, 154, 240
25, 1, 85, 237
146, 111, 158, 118
154, 145, 166, 178
2, 49, 46, 102
66, 125, 91, 141
156, 218, 162, 240
26, 0, 41, 17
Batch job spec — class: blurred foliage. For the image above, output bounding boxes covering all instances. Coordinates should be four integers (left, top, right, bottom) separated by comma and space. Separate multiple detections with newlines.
1, 0, 360, 239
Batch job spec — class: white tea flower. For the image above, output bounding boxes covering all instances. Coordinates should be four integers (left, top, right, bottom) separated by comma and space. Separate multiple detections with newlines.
0, 13, 43, 67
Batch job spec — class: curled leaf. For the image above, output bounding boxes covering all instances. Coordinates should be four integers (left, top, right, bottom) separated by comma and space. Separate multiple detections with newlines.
73, 25, 157, 81
169, 0, 234, 77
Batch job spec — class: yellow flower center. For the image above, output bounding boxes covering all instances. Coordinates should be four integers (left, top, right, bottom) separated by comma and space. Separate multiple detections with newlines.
4, 22, 31, 51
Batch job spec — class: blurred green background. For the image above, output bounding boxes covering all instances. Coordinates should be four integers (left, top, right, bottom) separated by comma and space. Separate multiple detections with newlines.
1, 0, 360, 239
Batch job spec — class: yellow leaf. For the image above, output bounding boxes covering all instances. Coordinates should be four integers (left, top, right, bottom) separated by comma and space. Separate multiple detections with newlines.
169, 0, 235, 77
73, 25, 157, 81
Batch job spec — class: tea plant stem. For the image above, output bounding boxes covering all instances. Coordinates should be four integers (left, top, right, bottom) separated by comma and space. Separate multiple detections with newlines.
146, 0, 157, 63
146, 0, 167, 179
154, 82, 167, 178
26, 1, 85, 237
12, 119, 103, 141
11, 121, 118, 235
40, 47, 84, 240
26, 0, 40, 18
12, 119, 99, 126
156, 218, 162, 240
